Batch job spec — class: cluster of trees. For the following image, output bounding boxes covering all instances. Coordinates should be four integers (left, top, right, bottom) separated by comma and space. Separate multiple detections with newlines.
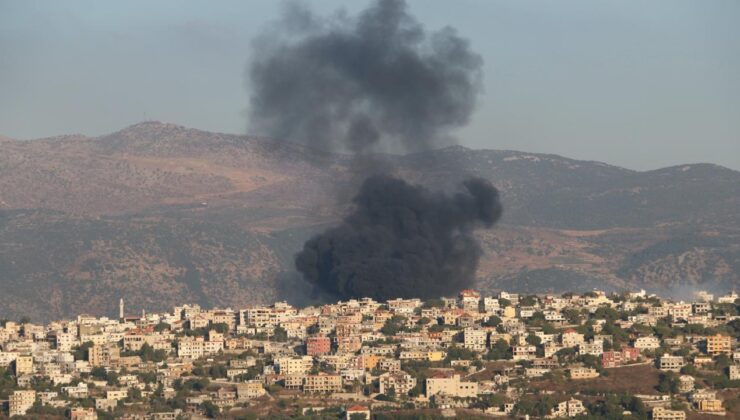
585, 394, 648, 419
381, 316, 417, 336
486, 339, 512, 360
90, 366, 119, 385
121, 343, 169, 363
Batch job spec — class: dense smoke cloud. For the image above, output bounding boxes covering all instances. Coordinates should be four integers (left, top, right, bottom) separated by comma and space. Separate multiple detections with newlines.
295, 175, 502, 300
248, 0, 483, 153
248, 0, 500, 301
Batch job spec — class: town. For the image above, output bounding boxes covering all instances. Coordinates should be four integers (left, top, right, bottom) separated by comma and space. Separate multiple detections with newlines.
1, 289, 739, 419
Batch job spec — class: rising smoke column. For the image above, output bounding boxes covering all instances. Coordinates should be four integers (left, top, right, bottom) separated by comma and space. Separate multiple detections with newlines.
295, 175, 502, 300
248, 0, 501, 301
248, 0, 483, 154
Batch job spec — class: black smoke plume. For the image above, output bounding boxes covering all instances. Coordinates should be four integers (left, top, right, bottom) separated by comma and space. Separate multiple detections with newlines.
295, 175, 502, 301
248, 0, 500, 301
248, 0, 483, 154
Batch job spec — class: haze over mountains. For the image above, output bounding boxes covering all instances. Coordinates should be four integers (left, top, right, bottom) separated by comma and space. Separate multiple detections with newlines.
1, 121, 738, 321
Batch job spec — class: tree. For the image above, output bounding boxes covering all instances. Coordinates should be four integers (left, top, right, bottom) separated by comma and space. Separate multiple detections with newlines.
381, 316, 410, 336
471, 393, 506, 410
594, 307, 620, 322
153, 322, 170, 332
422, 298, 445, 309
487, 339, 512, 360
183, 378, 210, 392
135, 343, 168, 363
72, 341, 94, 361
483, 316, 502, 328
525, 334, 541, 346
210, 323, 230, 334
201, 401, 219, 418
445, 346, 475, 363
562, 308, 582, 325
657, 372, 679, 394
273, 326, 289, 342
520, 295, 538, 306
91, 366, 108, 380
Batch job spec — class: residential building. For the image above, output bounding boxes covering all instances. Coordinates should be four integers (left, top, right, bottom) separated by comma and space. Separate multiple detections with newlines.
306, 336, 331, 356
634, 336, 661, 351
463, 328, 487, 351
698, 399, 723, 413
706, 334, 732, 355
425, 373, 478, 398
9, 390, 36, 417
303, 374, 342, 393
379, 372, 416, 395
569, 367, 599, 379
561, 330, 585, 348
14, 355, 33, 376
236, 381, 266, 400
659, 354, 684, 372
549, 398, 586, 417
652, 407, 686, 420
88, 344, 120, 367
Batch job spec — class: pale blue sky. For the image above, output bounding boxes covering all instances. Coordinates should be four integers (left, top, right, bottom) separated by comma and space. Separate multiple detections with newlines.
1, 0, 738, 170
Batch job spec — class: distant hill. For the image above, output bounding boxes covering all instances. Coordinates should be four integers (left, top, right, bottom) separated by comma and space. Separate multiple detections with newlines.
0, 122, 738, 320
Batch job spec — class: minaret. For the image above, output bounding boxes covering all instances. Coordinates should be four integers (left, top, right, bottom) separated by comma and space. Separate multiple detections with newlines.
119, 298, 125, 320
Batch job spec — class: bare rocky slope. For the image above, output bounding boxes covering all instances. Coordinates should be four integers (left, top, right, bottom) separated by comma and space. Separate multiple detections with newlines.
1, 122, 738, 320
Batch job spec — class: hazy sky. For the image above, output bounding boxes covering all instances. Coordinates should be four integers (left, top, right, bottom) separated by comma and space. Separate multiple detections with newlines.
1, 0, 738, 170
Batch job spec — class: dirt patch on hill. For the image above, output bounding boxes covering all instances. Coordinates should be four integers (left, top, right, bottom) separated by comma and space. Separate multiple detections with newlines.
531, 364, 661, 395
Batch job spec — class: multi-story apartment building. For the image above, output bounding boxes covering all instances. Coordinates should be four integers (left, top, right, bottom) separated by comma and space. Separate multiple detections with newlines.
512, 345, 537, 361
386, 298, 422, 315
652, 407, 686, 420
52, 331, 78, 352
14, 355, 34, 376
659, 354, 685, 372
236, 381, 266, 400
601, 348, 640, 368
578, 340, 603, 356
634, 336, 661, 350
561, 330, 585, 348
678, 375, 695, 393
706, 334, 732, 355
306, 336, 331, 356
303, 373, 342, 393
9, 390, 36, 417
88, 344, 120, 367
425, 373, 478, 398
336, 336, 362, 354
275, 356, 313, 375
729, 365, 740, 381
463, 328, 488, 351
669, 303, 692, 322
379, 372, 417, 395
62, 383, 89, 399
176, 336, 223, 359
698, 399, 724, 413
459, 290, 481, 312
70, 407, 98, 420
550, 399, 586, 417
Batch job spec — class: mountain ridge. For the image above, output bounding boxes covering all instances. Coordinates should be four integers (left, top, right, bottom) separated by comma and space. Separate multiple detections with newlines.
7, 121, 737, 174
0, 121, 737, 321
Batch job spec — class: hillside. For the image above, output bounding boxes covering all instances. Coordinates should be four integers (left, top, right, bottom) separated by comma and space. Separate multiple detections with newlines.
0, 122, 738, 320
